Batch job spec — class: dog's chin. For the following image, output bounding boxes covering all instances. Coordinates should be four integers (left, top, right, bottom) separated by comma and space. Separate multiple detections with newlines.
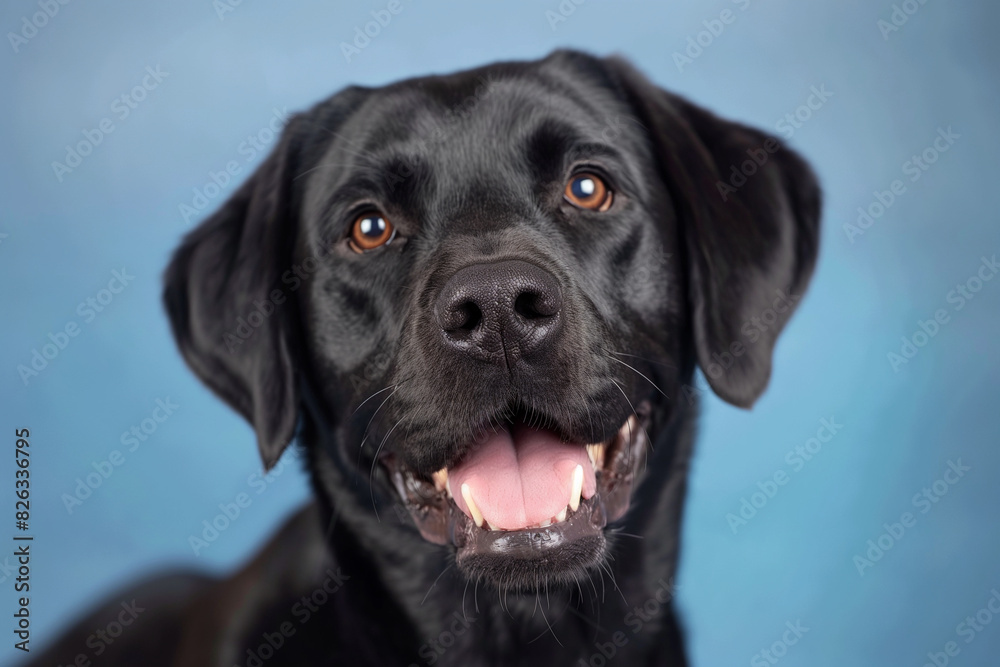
382, 402, 650, 590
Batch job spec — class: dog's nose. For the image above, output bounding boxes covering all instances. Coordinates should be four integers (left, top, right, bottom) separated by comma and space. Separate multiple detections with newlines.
434, 260, 563, 366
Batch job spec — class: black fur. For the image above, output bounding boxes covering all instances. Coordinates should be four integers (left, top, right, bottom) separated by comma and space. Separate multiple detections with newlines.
28, 50, 820, 666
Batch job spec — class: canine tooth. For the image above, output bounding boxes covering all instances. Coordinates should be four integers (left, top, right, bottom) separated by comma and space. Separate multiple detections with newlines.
569, 464, 583, 512
461, 483, 485, 528
538, 519, 553, 528
556, 507, 567, 523
620, 415, 638, 442
432, 468, 448, 492
445, 477, 453, 498
586, 443, 606, 470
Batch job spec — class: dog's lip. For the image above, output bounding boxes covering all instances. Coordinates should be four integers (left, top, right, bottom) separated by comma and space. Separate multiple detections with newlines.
382, 403, 650, 552
450, 490, 606, 555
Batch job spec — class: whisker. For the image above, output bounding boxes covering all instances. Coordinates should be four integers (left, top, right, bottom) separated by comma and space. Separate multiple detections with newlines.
421, 563, 453, 606
573, 572, 584, 605
355, 387, 398, 474
598, 562, 606, 603
291, 121, 376, 180
603, 352, 670, 400
462, 577, 471, 622
537, 595, 563, 647
293, 161, 354, 181
599, 560, 629, 608
606, 349, 678, 370
611, 379, 654, 476
323, 502, 342, 542
359, 387, 399, 450
368, 417, 405, 521
354, 383, 397, 415
299, 119, 371, 154
609, 530, 644, 540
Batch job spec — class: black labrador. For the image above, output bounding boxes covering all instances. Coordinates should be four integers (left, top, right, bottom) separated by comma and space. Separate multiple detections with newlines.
29, 50, 820, 666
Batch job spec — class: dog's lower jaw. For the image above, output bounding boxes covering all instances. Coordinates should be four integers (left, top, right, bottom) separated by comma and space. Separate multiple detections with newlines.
307, 395, 695, 665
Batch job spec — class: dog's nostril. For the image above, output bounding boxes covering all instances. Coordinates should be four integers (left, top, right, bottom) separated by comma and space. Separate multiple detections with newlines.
438, 297, 484, 337
452, 301, 482, 332
514, 291, 555, 320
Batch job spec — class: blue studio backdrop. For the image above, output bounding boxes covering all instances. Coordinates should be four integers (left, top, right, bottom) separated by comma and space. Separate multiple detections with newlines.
1, 1, 998, 665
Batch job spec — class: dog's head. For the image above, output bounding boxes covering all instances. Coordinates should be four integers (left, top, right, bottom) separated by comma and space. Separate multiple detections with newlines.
164, 51, 819, 590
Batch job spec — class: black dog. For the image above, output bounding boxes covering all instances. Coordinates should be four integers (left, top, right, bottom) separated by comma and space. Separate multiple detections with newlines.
29, 50, 819, 666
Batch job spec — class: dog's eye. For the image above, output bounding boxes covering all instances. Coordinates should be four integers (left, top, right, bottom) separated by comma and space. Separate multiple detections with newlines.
349, 211, 395, 252
564, 173, 612, 212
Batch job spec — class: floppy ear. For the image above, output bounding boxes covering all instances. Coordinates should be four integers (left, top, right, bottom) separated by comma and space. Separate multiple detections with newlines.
163, 115, 308, 469
606, 56, 821, 407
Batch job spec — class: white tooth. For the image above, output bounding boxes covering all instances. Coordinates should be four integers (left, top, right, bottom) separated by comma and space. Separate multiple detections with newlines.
461, 483, 485, 528
432, 468, 448, 493
621, 415, 638, 442
445, 476, 453, 498
586, 443, 605, 470
538, 519, 552, 528
569, 464, 583, 512
556, 507, 567, 523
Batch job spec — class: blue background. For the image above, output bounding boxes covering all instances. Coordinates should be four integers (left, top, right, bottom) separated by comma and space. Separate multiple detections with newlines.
2, 1, 998, 665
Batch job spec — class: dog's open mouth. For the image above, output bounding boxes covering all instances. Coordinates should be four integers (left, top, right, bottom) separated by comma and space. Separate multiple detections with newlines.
382, 402, 650, 585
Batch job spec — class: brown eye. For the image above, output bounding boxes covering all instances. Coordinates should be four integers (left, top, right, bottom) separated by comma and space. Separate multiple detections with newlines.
564, 173, 612, 211
349, 211, 395, 252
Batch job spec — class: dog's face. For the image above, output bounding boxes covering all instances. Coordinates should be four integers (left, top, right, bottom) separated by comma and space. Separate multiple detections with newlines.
165, 51, 819, 590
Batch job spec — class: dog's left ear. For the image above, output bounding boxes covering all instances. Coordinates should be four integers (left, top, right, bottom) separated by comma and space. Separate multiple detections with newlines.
163, 115, 308, 469
605, 56, 821, 408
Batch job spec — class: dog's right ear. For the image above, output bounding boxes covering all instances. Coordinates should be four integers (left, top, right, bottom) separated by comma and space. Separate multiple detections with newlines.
163, 114, 308, 470
602, 55, 821, 408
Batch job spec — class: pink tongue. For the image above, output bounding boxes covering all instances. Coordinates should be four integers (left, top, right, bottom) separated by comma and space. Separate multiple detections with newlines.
449, 424, 596, 530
